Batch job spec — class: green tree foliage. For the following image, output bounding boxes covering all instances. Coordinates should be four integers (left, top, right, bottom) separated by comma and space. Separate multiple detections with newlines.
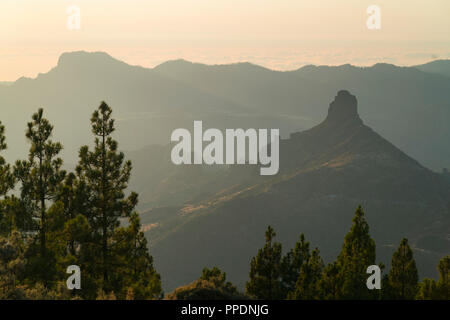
416, 255, 449, 300
334, 205, 376, 299
0, 121, 17, 236
76, 102, 137, 291
44, 172, 93, 295
386, 238, 418, 299
0, 123, 31, 234
0, 231, 27, 299
416, 278, 439, 300
280, 233, 310, 297
18, 282, 73, 300
111, 212, 162, 299
13, 109, 66, 284
75, 102, 160, 297
45, 200, 92, 295
0, 124, 28, 236
52, 172, 90, 256
436, 255, 450, 299
0, 196, 34, 236
13, 109, 66, 249
0, 103, 162, 300
246, 226, 284, 299
0, 121, 14, 198
166, 267, 246, 300
96, 290, 118, 300
288, 248, 324, 300
0, 232, 73, 300
317, 262, 340, 299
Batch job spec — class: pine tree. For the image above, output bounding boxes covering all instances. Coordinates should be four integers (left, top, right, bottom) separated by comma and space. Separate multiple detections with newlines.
199, 266, 241, 297
0, 121, 16, 235
0, 196, 27, 236
280, 233, 310, 297
0, 121, 14, 198
288, 248, 324, 300
335, 205, 376, 299
13, 109, 66, 275
245, 226, 284, 299
76, 102, 139, 292
50, 172, 91, 257
416, 278, 439, 300
45, 170, 100, 298
387, 238, 418, 299
111, 212, 162, 299
45, 198, 92, 297
317, 261, 340, 299
436, 255, 449, 300
0, 231, 26, 299
166, 267, 245, 300
418, 255, 450, 300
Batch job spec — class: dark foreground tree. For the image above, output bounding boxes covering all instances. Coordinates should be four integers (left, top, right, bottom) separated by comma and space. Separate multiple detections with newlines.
317, 261, 340, 299
416, 255, 449, 300
386, 238, 418, 299
0, 231, 26, 299
0, 121, 16, 235
166, 267, 246, 300
288, 248, 324, 300
334, 205, 377, 299
436, 255, 449, 299
76, 102, 160, 297
280, 233, 310, 297
246, 226, 284, 299
111, 212, 162, 299
0, 121, 14, 198
13, 109, 66, 284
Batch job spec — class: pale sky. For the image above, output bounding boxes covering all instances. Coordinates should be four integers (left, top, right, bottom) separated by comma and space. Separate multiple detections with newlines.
1, 0, 449, 81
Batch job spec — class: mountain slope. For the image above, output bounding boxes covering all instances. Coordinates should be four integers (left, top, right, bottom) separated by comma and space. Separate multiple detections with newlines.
144, 91, 450, 291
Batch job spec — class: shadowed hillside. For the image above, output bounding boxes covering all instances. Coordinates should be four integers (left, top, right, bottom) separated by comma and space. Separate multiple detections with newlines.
142, 91, 450, 291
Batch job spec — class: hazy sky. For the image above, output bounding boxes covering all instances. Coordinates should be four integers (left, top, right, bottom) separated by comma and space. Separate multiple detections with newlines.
1, 0, 449, 81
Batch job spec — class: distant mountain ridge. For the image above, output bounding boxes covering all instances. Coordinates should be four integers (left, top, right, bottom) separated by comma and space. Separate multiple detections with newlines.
415, 60, 450, 78
152, 56, 450, 171
1, 51, 449, 172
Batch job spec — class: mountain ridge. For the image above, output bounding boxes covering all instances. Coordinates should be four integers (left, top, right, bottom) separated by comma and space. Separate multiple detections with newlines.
7, 51, 448, 83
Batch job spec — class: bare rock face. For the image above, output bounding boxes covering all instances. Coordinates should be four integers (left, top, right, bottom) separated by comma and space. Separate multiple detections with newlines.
325, 90, 363, 125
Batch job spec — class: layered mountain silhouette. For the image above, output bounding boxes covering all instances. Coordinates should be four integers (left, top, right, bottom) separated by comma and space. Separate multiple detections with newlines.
153, 59, 450, 171
1, 51, 450, 173
141, 91, 450, 291
1, 52, 449, 291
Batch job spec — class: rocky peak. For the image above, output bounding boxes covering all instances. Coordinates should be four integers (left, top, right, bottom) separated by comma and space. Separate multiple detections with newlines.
325, 90, 362, 125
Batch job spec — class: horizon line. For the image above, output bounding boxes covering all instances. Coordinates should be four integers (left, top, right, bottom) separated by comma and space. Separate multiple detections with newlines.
2, 50, 449, 83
